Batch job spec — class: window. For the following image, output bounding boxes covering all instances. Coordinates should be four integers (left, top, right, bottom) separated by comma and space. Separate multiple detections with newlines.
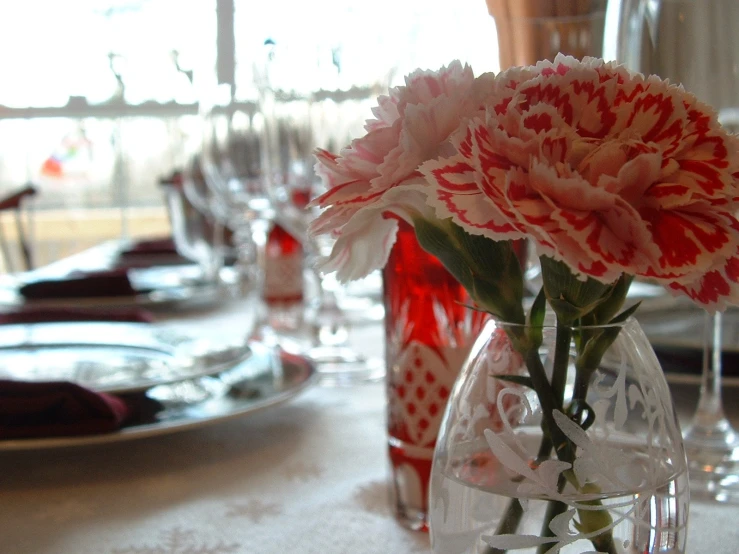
0, 0, 498, 266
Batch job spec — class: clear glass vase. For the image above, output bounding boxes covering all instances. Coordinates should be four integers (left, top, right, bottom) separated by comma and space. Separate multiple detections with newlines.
429, 316, 689, 554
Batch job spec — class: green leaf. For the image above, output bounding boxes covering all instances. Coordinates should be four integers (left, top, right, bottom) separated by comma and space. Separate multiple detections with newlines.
590, 273, 634, 325
547, 298, 584, 322
610, 301, 641, 324
495, 374, 535, 389
413, 217, 474, 289
540, 256, 616, 324
577, 302, 641, 376
527, 287, 547, 350
412, 217, 526, 324
529, 287, 546, 327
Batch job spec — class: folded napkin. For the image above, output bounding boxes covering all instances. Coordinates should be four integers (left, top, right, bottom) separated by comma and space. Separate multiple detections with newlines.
0, 379, 131, 439
0, 306, 155, 324
115, 237, 193, 269
19, 268, 139, 299
119, 237, 179, 256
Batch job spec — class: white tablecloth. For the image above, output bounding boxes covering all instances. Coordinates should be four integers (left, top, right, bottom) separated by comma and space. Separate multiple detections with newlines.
0, 300, 737, 554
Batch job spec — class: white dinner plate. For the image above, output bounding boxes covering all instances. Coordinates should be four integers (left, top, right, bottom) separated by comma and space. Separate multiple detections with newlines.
0, 342, 317, 451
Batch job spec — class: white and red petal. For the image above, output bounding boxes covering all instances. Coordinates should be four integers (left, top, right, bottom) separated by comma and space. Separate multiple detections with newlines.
320, 210, 400, 282
667, 255, 739, 312
420, 154, 523, 240
641, 205, 739, 284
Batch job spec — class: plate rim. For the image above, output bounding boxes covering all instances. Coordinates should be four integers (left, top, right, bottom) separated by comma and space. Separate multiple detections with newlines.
0, 347, 317, 451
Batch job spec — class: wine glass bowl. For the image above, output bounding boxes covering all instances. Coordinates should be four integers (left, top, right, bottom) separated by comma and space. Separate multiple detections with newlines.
199, 91, 274, 291
160, 162, 228, 282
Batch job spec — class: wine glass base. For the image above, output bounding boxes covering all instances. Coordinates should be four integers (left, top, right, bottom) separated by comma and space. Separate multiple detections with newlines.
688, 468, 739, 503
685, 439, 739, 504
309, 346, 385, 386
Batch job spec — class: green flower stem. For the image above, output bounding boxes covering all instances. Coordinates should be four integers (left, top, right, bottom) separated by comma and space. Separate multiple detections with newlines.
572, 363, 590, 403
551, 321, 572, 408
535, 321, 617, 554
492, 323, 618, 554
483, 327, 577, 554
569, 360, 618, 553
536, 320, 573, 553
536, 483, 569, 554
577, 497, 618, 554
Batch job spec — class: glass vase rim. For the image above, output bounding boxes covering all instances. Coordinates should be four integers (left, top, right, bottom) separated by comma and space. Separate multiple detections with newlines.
490, 314, 638, 332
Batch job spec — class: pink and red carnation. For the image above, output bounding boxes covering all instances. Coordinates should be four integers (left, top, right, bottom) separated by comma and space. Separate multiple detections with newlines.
312, 54, 739, 311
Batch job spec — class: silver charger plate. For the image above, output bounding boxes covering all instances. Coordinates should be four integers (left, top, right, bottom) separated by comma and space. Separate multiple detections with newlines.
0, 342, 317, 451
0, 321, 251, 394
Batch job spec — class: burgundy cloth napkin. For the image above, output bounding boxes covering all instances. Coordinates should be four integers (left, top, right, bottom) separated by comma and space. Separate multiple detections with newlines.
0, 306, 155, 324
119, 237, 179, 256
115, 236, 192, 269
19, 268, 139, 299
0, 379, 131, 439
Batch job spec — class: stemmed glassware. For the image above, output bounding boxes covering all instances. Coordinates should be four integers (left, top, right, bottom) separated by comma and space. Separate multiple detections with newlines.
198, 40, 384, 384
612, 0, 739, 501
198, 85, 272, 313
258, 46, 385, 384
687, 310, 739, 500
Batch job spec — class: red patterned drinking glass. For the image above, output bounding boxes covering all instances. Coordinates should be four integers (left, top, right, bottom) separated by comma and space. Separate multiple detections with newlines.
383, 218, 488, 531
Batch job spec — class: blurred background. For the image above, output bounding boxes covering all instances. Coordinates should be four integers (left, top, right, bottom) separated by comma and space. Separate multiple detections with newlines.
0, 0, 503, 268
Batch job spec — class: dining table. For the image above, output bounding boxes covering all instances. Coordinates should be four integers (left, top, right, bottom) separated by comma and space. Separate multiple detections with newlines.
0, 251, 737, 554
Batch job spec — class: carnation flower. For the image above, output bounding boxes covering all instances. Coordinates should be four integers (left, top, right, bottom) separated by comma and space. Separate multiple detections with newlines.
419, 55, 739, 310
309, 61, 498, 281
311, 54, 739, 313
309, 54, 739, 552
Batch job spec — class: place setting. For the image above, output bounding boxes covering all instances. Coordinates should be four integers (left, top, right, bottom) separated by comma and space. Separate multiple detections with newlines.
0, 302, 318, 450
0, 246, 243, 313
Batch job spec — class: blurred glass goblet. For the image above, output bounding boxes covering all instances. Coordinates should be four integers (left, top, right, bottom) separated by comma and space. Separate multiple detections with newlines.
199, 87, 272, 296
160, 160, 227, 283
265, 94, 384, 384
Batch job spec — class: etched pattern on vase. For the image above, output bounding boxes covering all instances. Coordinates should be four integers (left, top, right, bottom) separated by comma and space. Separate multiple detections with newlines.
431, 320, 689, 554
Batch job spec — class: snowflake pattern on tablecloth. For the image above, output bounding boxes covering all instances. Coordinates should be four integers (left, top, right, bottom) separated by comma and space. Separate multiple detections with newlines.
283, 461, 324, 482
225, 498, 282, 523
112, 527, 240, 554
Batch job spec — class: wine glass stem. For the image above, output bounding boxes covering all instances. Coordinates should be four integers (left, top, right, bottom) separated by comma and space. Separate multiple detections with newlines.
701, 311, 724, 420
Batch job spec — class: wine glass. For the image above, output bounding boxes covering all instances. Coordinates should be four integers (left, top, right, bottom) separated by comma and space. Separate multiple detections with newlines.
262, 84, 385, 385
199, 85, 274, 310
612, 0, 739, 502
